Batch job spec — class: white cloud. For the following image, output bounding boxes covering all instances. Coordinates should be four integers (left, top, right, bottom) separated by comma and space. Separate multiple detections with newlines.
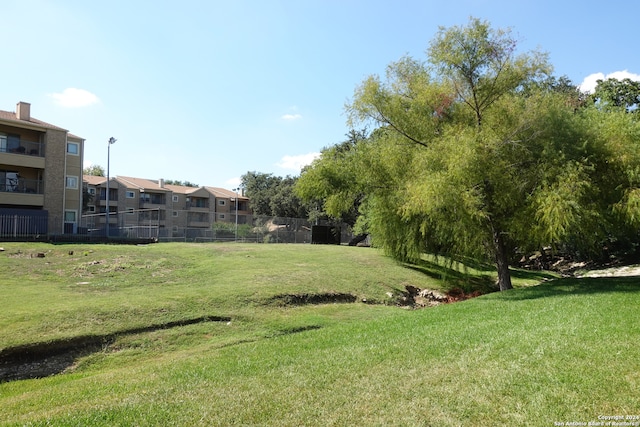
49, 88, 100, 107
579, 70, 640, 93
281, 113, 302, 121
276, 152, 321, 171
226, 177, 242, 187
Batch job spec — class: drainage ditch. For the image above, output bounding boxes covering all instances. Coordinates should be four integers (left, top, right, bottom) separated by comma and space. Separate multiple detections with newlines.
0, 315, 230, 383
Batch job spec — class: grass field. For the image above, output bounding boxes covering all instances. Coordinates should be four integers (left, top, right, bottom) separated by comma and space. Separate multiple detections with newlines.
0, 242, 638, 426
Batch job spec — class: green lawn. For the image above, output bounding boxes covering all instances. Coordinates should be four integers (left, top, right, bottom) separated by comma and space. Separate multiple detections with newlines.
0, 243, 638, 426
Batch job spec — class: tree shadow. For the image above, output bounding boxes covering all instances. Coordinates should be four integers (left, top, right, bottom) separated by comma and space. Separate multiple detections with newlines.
400, 256, 558, 295
493, 276, 640, 301
0, 315, 231, 383
509, 268, 557, 281
401, 258, 497, 294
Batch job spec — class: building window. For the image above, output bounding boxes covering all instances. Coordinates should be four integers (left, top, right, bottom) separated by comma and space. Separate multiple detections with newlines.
172, 211, 179, 217
219, 214, 225, 220
66, 176, 78, 189
67, 142, 79, 155
0, 171, 19, 192
218, 200, 226, 206
127, 208, 134, 215
64, 210, 77, 223
173, 195, 179, 203
88, 187, 96, 195
1, 134, 20, 153
88, 205, 96, 213
126, 191, 135, 198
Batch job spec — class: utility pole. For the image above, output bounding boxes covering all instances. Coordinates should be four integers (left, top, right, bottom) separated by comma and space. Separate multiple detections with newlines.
106, 137, 116, 237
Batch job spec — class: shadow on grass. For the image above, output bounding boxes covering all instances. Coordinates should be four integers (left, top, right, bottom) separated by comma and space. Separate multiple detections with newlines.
494, 276, 640, 300
509, 268, 557, 281
0, 315, 231, 383
401, 255, 558, 294
401, 258, 497, 294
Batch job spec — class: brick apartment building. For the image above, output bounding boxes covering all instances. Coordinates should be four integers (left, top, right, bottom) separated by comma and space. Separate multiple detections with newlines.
82, 175, 251, 239
0, 102, 84, 235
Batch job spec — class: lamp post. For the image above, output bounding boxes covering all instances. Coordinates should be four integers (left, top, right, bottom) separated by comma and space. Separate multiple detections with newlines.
106, 137, 116, 237
233, 187, 240, 242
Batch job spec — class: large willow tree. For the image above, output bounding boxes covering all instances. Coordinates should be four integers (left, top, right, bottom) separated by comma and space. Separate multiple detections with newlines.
297, 18, 640, 291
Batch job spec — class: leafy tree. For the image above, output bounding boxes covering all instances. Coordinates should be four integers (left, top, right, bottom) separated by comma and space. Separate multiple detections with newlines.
164, 180, 198, 187
427, 17, 549, 128
269, 176, 309, 218
302, 18, 640, 291
241, 171, 308, 218
591, 77, 640, 111
296, 129, 369, 229
241, 172, 279, 216
83, 165, 105, 176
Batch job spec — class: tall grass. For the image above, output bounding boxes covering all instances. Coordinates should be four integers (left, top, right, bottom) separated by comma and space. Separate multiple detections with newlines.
1, 243, 637, 426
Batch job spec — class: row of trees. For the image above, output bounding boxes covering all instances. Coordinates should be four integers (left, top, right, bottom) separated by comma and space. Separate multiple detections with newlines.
240, 171, 309, 219
295, 18, 640, 291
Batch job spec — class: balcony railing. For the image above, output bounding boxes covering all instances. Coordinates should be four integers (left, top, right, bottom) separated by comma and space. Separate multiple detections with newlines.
140, 195, 166, 205
0, 178, 44, 194
0, 140, 44, 157
186, 200, 209, 209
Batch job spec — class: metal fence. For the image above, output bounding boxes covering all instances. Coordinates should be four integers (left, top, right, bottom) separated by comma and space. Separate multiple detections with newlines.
79, 209, 161, 239
0, 213, 49, 241
0, 211, 355, 244
161, 216, 355, 244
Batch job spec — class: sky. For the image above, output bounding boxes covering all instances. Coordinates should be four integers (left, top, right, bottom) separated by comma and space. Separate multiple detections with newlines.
3, 0, 640, 189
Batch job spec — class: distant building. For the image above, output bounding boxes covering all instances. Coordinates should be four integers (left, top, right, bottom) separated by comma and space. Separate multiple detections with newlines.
82, 175, 251, 238
0, 102, 84, 234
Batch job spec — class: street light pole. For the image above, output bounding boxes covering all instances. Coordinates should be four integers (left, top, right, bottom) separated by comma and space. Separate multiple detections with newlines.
233, 187, 240, 242
106, 137, 116, 237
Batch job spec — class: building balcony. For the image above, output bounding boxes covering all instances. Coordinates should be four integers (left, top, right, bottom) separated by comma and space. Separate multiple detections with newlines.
0, 177, 44, 194
0, 150, 45, 169
185, 200, 209, 210
187, 221, 210, 227
185, 205, 210, 212
139, 195, 166, 209
0, 139, 44, 157
0, 191, 44, 207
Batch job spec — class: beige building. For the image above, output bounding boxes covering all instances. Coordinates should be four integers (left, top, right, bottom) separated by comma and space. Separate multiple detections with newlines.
82, 175, 250, 238
0, 101, 84, 234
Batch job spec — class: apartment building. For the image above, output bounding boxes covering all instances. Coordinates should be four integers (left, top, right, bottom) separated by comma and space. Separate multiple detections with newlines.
83, 175, 251, 238
0, 102, 84, 235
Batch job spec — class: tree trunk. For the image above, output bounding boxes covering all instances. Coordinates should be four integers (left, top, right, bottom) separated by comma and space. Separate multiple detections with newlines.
492, 228, 513, 291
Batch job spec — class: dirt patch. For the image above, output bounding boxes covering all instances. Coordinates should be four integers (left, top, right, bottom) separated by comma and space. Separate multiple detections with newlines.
0, 315, 230, 383
578, 265, 640, 278
398, 285, 484, 308
269, 292, 358, 306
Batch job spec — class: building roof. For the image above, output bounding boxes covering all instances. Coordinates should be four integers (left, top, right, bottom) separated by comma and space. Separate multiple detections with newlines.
83, 175, 246, 199
204, 186, 248, 200
0, 108, 83, 139
164, 184, 202, 195
83, 175, 107, 186
116, 176, 172, 192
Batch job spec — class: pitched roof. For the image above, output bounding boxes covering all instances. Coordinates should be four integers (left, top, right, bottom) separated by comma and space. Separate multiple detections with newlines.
116, 176, 171, 192
0, 109, 65, 132
164, 184, 201, 195
204, 186, 248, 200
0, 108, 84, 140
83, 175, 107, 186
82, 174, 245, 199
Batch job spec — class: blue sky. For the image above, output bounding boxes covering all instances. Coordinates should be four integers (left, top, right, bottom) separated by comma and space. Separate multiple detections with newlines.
3, 0, 639, 189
